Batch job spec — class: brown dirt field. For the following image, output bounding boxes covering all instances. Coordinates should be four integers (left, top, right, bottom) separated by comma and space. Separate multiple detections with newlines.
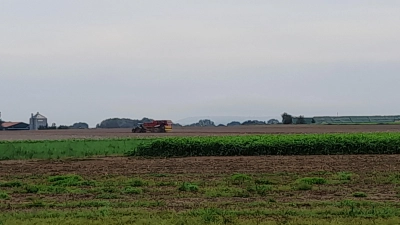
1, 155, 400, 176
2, 155, 400, 208
1, 124, 400, 140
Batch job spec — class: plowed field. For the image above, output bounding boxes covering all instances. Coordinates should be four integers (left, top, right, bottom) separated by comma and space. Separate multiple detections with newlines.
1, 154, 400, 176
1, 124, 400, 140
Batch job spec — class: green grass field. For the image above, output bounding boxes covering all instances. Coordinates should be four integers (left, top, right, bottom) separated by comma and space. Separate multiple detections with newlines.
0, 138, 150, 160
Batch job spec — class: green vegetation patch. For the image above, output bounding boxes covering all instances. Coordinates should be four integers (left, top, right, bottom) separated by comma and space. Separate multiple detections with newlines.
130, 133, 400, 157
0, 138, 151, 160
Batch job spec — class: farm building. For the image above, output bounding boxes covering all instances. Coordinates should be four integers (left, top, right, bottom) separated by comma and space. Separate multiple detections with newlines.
0, 122, 30, 131
292, 117, 315, 124
29, 112, 48, 130
313, 115, 400, 124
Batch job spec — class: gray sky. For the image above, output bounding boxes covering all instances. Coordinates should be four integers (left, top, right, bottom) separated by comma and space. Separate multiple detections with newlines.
1, 1, 399, 126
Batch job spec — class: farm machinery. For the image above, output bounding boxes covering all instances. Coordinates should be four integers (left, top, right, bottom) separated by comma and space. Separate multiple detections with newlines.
132, 120, 173, 133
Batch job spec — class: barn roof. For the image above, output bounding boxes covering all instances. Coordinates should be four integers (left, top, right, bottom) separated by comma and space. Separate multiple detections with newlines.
1, 122, 24, 128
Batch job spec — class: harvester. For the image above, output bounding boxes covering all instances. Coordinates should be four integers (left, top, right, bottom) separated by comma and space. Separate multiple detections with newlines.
132, 120, 173, 133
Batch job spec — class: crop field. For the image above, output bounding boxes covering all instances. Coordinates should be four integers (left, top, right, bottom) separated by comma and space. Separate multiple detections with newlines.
1, 126, 400, 224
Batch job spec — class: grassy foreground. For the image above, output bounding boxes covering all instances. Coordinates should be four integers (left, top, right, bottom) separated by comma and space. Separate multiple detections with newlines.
1, 170, 400, 224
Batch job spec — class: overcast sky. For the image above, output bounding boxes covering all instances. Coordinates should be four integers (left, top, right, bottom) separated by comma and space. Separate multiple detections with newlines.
1, 1, 399, 126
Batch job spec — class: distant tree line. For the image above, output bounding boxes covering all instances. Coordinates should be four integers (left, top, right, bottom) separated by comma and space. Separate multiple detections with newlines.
93, 118, 285, 129
178, 119, 281, 127
94, 113, 319, 129
38, 122, 90, 130
96, 118, 153, 128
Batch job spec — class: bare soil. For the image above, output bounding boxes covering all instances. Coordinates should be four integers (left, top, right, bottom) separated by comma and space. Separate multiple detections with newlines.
1, 155, 400, 176
1, 155, 400, 207
1, 124, 400, 140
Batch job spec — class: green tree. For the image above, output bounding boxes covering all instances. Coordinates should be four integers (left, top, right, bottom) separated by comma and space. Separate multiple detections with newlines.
281, 112, 293, 124
267, 119, 279, 124
227, 121, 241, 126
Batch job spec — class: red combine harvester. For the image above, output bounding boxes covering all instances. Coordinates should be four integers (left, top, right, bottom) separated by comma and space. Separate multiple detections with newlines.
132, 120, 173, 133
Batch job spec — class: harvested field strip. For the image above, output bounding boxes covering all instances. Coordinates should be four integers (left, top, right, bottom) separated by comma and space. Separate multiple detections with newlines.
0, 138, 150, 160
132, 133, 400, 157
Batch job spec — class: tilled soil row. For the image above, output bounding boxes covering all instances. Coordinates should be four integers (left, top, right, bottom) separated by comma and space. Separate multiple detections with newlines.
1, 155, 400, 176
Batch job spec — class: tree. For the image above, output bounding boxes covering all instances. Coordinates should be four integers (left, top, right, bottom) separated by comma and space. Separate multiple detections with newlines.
241, 120, 266, 125
227, 121, 241, 126
172, 123, 183, 127
186, 119, 216, 127
97, 118, 154, 128
281, 112, 293, 124
267, 119, 279, 124
71, 122, 89, 129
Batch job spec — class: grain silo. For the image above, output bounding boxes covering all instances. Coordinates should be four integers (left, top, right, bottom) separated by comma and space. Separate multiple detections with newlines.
29, 112, 48, 130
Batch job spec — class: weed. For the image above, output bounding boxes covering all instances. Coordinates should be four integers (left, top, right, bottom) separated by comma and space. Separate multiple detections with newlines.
230, 174, 252, 185
0, 181, 23, 188
96, 193, 121, 199
156, 181, 176, 187
48, 174, 83, 186
24, 185, 39, 194
295, 183, 313, 191
254, 178, 274, 185
150, 173, 168, 177
0, 192, 9, 200
205, 187, 241, 197
386, 173, 400, 184
337, 172, 354, 181
353, 192, 367, 198
178, 183, 199, 192
123, 187, 143, 195
100, 187, 119, 193
297, 177, 327, 185
256, 185, 273, 196
128, 178, 146, 187
26, 198, 46, 208
232, 189, 250, 198
269, 198, 277, 203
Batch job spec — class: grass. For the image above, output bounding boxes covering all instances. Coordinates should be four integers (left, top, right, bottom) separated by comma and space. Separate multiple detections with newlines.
0, 138, 152, 160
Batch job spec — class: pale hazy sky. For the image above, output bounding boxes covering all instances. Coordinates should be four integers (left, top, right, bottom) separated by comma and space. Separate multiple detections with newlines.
1, 1, 399, 126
